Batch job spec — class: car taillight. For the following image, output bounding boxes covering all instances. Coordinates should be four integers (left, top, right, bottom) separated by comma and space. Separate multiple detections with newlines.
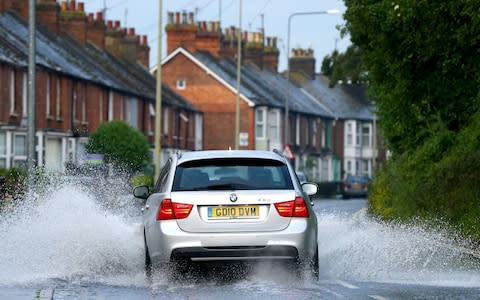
274, 197, 309, 218
156, 199, 193, 220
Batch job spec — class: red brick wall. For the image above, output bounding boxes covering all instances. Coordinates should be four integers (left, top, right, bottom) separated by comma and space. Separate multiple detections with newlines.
163, 53, 253, 150
37, 0, 59, 34
166, 26, 197, 54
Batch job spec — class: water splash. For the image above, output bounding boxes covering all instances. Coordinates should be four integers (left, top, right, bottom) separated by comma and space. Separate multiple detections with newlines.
317, 209, 480, 286
0, 178, 146, 287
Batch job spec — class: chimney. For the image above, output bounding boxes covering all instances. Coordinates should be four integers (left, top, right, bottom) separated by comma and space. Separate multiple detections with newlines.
60, 0, 87, 44
36, 0, 60, 34
105, 19, 124, 58
243, 31, 264, 69
137, 35, 150, 68
288, 47, 316, 80
263, 36, 279, 72
166, 11, 197, 54
86, 11, 106, 50
119, 27, 140, 63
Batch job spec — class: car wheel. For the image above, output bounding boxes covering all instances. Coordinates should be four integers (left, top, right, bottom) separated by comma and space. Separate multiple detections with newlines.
144, 234, 152, 279
342, 194, 350, 200
310, 248, 319, 280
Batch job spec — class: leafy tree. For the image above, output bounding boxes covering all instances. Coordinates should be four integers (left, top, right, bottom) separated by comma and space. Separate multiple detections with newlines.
343, 0, 480, 154
321, 45, 366, 87
86, 121, 150, 173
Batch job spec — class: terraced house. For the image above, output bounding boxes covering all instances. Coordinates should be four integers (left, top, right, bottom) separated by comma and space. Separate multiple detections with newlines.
159, 12, 343, 182
0, 0, 202, 171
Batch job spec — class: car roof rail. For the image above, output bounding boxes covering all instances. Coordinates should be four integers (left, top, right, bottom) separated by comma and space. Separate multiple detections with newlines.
272, 149, 286, 159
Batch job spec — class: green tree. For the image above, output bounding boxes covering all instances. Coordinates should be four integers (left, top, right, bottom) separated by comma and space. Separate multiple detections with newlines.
321, 45, 366, 87
343, 0, 480, 154
86, 121, 150, 173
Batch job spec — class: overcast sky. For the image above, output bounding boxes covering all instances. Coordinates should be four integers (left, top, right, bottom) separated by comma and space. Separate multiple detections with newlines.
82, 0, 350, 71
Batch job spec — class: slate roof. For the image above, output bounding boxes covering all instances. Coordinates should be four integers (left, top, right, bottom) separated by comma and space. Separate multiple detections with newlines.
302, 75, 374, 121
0, 11, 198, 112
192, 50, 332, 118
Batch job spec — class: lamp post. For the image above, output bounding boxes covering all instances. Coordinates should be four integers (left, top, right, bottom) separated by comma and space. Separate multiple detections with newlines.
27, 0, 36, 172
284, 9, 340, 146
154, 0, 163, 180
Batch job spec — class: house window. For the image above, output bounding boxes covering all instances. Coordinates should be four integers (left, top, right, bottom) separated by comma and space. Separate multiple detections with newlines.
325, 121, 332, 149
295, 115, 300, 145
312, 119, 317, 146
356, 122, 361, 146
148, 103, 155, 135
81, 84, 87, 124
46, 73, 52, 117
163, 107, 169, 135
0, 132, 7, 168
346, 122, 353, 146
255, 108, 266, 139
14, 134, 26, 156
267, 110, 279, 140
362, 123, 371, 147
362, 159, 369, 175
108, 91, 114, 121
347, 160, 352, 174
56, 78, 62, 119
127, 98, 138, 128
9, 70, 16, 116
176, 79, 186, 90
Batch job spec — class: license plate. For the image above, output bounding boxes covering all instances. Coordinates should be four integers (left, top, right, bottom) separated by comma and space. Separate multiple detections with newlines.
208, 205, 260, 219
352, 183, 361, 190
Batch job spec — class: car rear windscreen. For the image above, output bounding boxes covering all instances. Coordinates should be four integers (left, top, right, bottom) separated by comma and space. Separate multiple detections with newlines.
172, 158, 294, 191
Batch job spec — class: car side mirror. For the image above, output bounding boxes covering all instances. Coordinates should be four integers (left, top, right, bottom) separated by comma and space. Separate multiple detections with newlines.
302, 183, 318, 196
133, 185, 150, 200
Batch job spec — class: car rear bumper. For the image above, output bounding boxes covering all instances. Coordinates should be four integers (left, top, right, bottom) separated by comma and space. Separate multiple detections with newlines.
171, 245, 299, 262
145, 218, 317, 264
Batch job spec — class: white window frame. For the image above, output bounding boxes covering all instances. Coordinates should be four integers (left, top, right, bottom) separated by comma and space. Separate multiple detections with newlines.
255, 108, 266, 139
176, 79, 186, 90
148, 103, 155, 135
81, 84, 87, 124
356, 121, 361, 146
362, 123, 372, 147
9, 70, 16, 116
346, 122, 353, 146
267, 109, 280, 140
312, 119, 317, 146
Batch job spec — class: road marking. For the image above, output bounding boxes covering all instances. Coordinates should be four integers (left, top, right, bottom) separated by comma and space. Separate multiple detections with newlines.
369, 295, 388, 300
34, 288, 54, 299
335, 280, 360, 289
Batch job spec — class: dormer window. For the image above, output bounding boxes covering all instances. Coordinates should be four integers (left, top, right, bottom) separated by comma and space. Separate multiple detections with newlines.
176, 79, 186, 90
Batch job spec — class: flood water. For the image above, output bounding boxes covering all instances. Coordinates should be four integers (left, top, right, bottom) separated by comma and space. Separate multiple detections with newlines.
0, 177, 479, 299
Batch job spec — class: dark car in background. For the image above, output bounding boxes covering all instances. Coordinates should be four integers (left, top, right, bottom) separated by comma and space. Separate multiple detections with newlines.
342, 174, 371, 199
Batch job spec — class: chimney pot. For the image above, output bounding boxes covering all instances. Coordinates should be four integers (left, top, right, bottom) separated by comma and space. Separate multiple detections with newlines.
114, 20, 121, 29
188, 12, 194, 24
168, 12, 174, 24
128, 28, 135, 36
87, 13, 94, 22
68, 0, 76, 11
182, 11, 187, 24
107, 20, 113, 29
175, 12, 180, 24
60, 1, 68, 11
142, 35, 148, 46
77, 2, 84, 12
96, 11, 104, 21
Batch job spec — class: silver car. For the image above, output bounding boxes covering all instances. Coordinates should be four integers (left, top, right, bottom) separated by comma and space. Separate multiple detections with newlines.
133, 150, 319, 279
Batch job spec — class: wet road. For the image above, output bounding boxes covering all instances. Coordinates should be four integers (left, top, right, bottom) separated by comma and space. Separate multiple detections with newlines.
1, 186, 479, 299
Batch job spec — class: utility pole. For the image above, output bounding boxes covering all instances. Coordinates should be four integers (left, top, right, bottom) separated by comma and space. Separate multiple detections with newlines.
154, 0, 163, 180
27, 0, 36, 171
235, 0, 242, 149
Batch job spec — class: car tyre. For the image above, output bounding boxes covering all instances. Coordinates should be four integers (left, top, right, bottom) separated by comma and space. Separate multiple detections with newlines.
144, 234, 153, 279
310, 248, 319, 280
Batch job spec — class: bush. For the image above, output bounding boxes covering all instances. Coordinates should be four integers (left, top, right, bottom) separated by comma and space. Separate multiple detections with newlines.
86, 121, 151, 173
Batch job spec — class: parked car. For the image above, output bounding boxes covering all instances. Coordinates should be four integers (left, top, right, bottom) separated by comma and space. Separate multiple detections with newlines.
342, 174, 371, 199
133, 150, 319, 279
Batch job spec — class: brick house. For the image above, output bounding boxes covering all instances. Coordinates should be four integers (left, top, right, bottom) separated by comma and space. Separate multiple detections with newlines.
157, 12, 339, 182
289, 49, 386, 179
0, 0, 202, 172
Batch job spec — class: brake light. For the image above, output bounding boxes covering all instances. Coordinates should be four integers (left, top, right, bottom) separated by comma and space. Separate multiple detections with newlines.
157, 199, 193, 220
274, 197, 309, 218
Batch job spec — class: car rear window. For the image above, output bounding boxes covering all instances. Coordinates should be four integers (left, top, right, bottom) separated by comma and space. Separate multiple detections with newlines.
172, 158, 294, 191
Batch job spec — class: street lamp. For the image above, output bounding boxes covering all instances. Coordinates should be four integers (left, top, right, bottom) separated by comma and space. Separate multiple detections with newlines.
234, 0, 242, 149
284, 9, 340, 146
154, 0, 163, 180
